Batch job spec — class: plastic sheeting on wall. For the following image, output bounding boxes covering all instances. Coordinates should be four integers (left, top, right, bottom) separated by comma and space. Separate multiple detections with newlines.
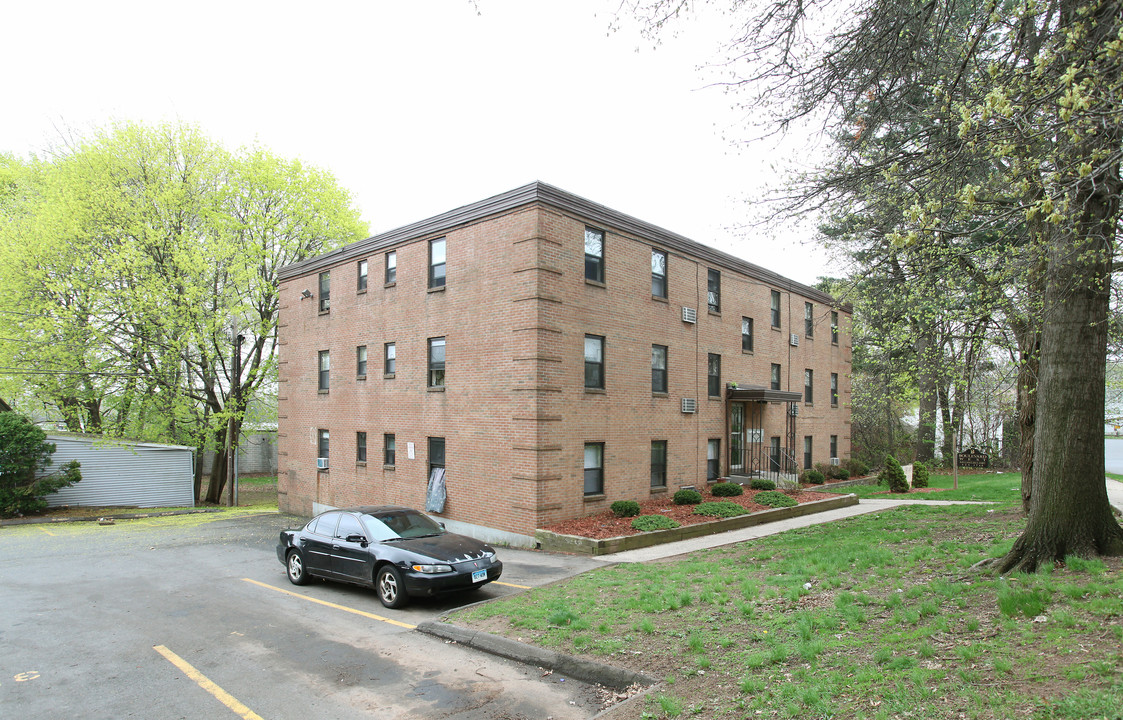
426, 468, 446, 513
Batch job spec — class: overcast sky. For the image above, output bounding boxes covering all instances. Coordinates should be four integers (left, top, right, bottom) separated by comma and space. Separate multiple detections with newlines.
3, 0, 838, 285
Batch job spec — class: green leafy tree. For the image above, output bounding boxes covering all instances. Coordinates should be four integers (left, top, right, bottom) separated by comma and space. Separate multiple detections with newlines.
0, 412, 81, 516
625, 0, 1123, 571
0, 122, 368, 503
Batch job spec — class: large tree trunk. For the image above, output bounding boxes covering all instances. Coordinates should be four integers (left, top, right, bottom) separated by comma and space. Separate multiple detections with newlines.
998, 194, 1123, 573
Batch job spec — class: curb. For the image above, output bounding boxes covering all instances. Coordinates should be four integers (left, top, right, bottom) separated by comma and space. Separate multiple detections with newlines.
0, 508, 226, 527
415, 620, 657, 690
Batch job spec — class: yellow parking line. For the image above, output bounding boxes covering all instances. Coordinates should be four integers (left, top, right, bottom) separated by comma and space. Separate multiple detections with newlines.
36, 527, 56, 537
493, 581, 532, 589
242, 578, 416, 629
153, 645, 263, 720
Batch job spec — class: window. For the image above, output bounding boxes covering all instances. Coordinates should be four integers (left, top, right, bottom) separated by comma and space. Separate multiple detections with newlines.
428, 437, 445, 477
384, 433, 396, 466
583, 442, 604, 495
650, 440, 667, 488
317, 429, 329, 460
804, 436, 813, 469
584, 335, 604, 389
651, 345, 668, 394
385, 251, 397, 285
831, 373, 839, 407
708, 353, 721, 397
318, 350, 330, 391
336, 513, 363, 540
805, 368, 814, 403
384, 342, 396, 375
742, 317, 754, 353
357, 259, 368, 291
831, 310, 840, 344
771, 290, 781, 328
428, 337, 446, 387
830, 435, 838, 460
805, 302, 814, 337
429, 238, 446, 289
318, 271, 330, 312
356, 345, 367, 378
651, 248, 667, 298
707, 269, 721, 313
707, 439, 721, 481
356, 432, 367, 463
584, 227, 604, 283
771, 363, 781, 391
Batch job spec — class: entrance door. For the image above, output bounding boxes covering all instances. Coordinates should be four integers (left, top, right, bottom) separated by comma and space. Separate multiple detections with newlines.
731, 402, 745, 474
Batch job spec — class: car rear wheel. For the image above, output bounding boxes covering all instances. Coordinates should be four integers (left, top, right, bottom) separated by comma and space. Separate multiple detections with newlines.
376, 565, 408, 608
286, 550, 309, 585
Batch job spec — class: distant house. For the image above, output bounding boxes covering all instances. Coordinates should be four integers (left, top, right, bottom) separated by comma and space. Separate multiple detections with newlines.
43, 435, 195, 508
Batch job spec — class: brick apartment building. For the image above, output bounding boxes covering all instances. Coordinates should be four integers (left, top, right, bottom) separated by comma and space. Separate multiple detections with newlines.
276, 182, 851, 547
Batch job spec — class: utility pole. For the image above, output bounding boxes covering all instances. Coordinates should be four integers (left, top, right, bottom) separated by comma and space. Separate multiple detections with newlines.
228, 322, 244, 508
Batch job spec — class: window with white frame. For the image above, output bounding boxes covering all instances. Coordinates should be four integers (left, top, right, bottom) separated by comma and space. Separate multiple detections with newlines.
584, 227, 604, 283
651, 248, 667, 298
584, 442, 604, 495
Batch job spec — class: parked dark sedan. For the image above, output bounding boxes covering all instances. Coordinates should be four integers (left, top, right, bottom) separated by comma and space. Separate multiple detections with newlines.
276, 506, 502, 608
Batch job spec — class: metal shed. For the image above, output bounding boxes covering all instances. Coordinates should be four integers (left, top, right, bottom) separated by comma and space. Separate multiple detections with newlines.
43, 435, 195, 508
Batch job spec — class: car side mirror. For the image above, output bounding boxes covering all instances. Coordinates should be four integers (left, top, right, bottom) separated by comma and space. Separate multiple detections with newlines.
438, 522, 445, 529
346, 534, 368, 546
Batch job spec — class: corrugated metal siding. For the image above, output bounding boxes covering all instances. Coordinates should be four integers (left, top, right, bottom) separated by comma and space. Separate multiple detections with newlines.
43, 437, 195, 508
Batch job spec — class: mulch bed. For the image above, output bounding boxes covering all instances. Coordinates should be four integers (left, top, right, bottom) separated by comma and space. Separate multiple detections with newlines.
542, 484, 845, 540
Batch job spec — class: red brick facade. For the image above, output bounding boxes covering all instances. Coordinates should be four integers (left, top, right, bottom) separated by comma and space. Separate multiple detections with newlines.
277, 183, 851, 545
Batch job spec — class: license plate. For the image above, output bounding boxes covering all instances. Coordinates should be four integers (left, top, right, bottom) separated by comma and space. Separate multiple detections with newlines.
471, 569, 487, 583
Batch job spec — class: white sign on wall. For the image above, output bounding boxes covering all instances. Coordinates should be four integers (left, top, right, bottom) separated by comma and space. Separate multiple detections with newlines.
407, 442, 415, 460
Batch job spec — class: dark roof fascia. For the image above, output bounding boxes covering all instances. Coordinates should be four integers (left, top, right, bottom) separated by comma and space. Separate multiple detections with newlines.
727, 385, 803, 403
277, 181, 848, 309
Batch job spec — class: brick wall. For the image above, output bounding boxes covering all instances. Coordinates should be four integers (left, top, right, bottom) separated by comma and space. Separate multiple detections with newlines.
277, 194, 851, 540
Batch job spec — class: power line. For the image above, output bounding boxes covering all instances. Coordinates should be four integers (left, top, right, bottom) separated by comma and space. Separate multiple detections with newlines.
0, 368, 146, 378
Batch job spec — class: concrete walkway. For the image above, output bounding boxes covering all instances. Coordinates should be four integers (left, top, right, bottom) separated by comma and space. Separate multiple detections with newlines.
592, 478, 1123, 564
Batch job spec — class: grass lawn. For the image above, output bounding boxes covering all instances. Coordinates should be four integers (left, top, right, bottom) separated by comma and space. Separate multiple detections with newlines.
813, 470, 1024, 503
448, 473, 1123, 719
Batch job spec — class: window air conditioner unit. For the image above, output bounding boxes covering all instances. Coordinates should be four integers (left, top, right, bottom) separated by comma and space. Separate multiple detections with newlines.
316, 457, 329, 470
682, 307, 697, 324
830, 457, 841, 466
790, 333, 800, 347
681, 398, 697, 413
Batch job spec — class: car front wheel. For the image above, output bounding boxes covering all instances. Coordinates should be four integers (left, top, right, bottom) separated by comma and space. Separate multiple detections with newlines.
286, 550, 309, 585
376, 565, 408, 608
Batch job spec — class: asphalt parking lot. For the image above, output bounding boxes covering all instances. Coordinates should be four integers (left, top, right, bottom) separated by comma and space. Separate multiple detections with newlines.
0, 511, 608, 719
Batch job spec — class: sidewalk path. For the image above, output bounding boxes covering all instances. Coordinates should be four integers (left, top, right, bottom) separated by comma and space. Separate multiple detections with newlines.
593, 497, 988, 564
1107, 477, 1123, 514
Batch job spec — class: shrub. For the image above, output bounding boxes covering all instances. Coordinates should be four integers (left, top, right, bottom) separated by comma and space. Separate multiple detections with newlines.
754, 490, 798, 508
673, 489, 703, 505
835, 468, 850, 481
749, 478, 776, 491
845, 459, 870, 478
693, 501, 748, 518
912, 462, 929, 489
610, 500, 641, 518
632, 515, 681, 532
0, 412, 82, 518
711, 481, 744, 497
801, 470, 825, 485
880, 455, 909, 493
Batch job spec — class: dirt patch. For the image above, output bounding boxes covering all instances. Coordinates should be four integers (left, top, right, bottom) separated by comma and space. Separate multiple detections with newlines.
543, 486, 844, 540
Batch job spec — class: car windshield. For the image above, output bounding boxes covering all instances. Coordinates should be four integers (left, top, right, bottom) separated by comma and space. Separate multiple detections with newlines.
362, 509, 445, 540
